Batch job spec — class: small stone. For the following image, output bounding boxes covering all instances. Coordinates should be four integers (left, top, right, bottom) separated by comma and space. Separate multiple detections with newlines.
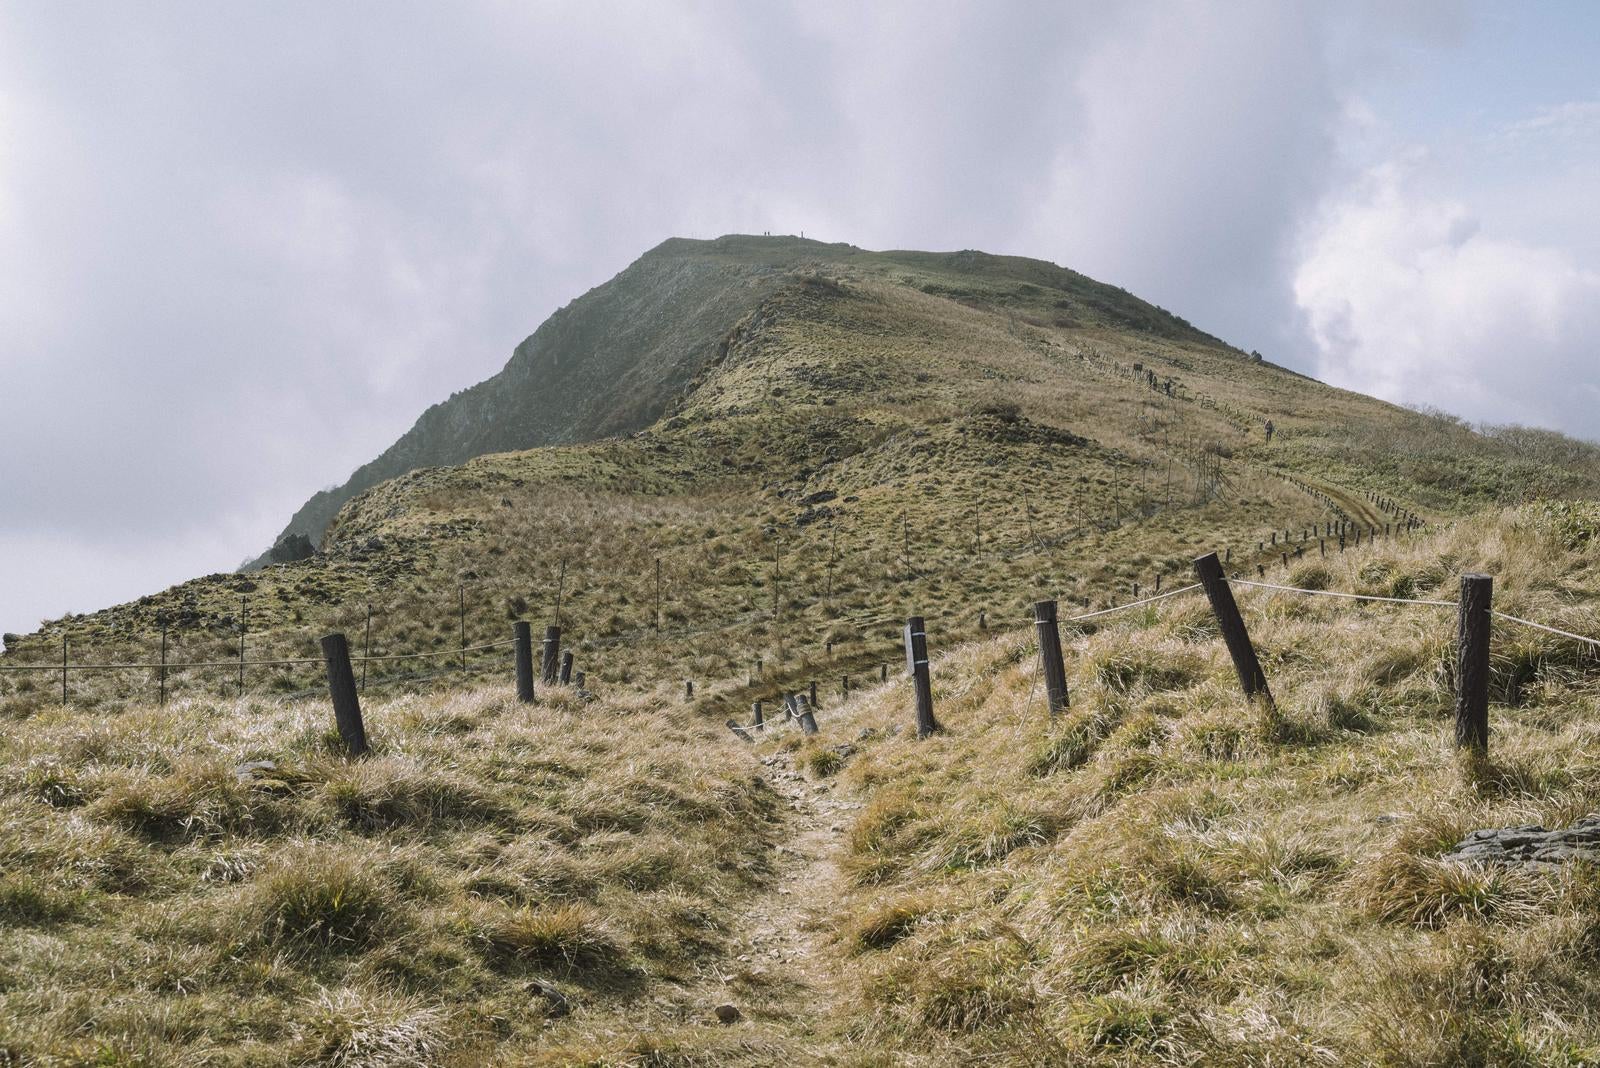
233, 760, 278, 782
714, 1003, 741, 1025
526, 979, 570, 1018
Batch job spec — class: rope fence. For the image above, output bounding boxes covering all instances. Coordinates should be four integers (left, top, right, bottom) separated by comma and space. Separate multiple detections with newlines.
1227, 578, 1457, 608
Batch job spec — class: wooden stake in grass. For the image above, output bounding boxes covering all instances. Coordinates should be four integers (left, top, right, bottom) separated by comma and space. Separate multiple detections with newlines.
541, 626, 560, 685
796, 694, 819, 734
1032, 600, 1069, 716
1455, 573, 1492, 753
752, 700, 764, 730
237, 596, 247, 697
320, 633, 369, 757
903, 615, 940, 738
1193, 552, 1272, 706
559, 650, 574, 685
360, 603, 373, 692
513, 621, 536, 704
158, 621, 168, 707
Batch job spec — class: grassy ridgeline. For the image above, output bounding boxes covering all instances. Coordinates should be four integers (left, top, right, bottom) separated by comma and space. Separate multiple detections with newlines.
4, 504, 1600, 1063
756, 502, 1600, 1064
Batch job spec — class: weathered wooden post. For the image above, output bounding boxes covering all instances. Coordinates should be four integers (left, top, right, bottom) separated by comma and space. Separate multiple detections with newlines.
753, 700, 764, 730
880, 663, 888, 683
61, 636, 68, 706
686, 679, 694, 700
559, 650, 574, 685
808, 680, 818, 707
1032, 600, 1070, 716
513, 621, 536, 704
541, 626, 560, 684
796, 694, 819, 734
237, 596, 247, 697
1455, 573, 1492, 752
903, 616, 939, 738
842, 674, 850, 696
360, 603, 373, 692
320, 633, 369, 757
158, 622, 168, 707
1193, 552, 1272, 706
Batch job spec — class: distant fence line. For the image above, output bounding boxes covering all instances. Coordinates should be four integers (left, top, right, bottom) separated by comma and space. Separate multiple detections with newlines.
0, 497, 1423, 712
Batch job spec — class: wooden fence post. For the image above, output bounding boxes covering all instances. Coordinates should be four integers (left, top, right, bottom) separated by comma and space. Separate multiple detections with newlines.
842, 674, 850, 696
361, 604, 373, 692
1032, 600, 1070, 716
808, 680, 818, 707
797, 694, 819, 734
513, 621, 536, 704
1455, 573, 1492, 752
686, 679, 694, 700
880, 663, 888, 683
320, 633, 369, 757
903, 616, 940, 738
1193, 552, 1273, 706
237, 596, 247, 697
541, 626, 560, 684
753, 700, 764, 730
559, 650, 574, 685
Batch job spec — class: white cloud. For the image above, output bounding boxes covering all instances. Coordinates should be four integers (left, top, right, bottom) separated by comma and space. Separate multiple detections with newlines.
1296, 155, 1600, 432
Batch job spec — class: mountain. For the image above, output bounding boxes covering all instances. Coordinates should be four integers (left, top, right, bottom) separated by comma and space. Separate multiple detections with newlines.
6, 234, 1598, 705
247, 235, 1227, 564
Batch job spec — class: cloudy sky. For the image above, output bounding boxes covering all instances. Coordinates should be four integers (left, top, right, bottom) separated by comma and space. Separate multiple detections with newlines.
1, 1, 1596, 638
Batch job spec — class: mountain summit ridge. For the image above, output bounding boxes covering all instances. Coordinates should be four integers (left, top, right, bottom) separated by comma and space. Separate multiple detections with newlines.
248, 234, 1230, 566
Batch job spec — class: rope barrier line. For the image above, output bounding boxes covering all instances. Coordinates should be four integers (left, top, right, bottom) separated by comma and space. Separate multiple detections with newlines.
1490, 611, 1600, 650
353, 638, 517, 664
1228, 578, 1455, 608
1062, 583, 1202, 622
0, 638, 519, 674
0, 656, 325, 672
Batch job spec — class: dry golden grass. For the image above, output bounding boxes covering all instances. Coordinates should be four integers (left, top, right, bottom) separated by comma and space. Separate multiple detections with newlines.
733, 503, 1600, 1065
0, 682, 796, 1064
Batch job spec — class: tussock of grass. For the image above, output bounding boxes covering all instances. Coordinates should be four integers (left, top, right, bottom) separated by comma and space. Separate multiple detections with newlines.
473, 902, 624, 972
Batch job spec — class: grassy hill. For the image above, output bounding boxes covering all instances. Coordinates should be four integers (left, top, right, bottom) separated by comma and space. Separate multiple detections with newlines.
4, 235, 1600, 1063
3, 235, 1596, 714
5, 505, 1600, 1065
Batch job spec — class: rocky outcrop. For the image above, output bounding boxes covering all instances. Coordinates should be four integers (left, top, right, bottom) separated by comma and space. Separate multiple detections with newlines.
1446, 817, 1600, 869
